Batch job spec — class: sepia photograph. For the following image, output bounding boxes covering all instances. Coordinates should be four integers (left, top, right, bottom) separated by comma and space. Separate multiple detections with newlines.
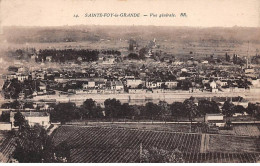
0, 0, 260, 163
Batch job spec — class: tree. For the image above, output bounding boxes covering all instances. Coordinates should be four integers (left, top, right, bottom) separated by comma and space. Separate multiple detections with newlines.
104, 98, 122, 118
233, 105, 246, 114
2, 79, 22, 99
13, 124, 49, 162
93, 106, 105, 118
144, 102, 161, 117
14, 111, 27, 130
12, 124, 70, 163
198, 100, 220, 115
131, 105, 141, 117
51, 103, 78, 123
0, 111, 10, 122
181, 80, 192, 90
120, 103, 133, 117
158, 101, 170, 115
139, 47, 147, 59
128, 39, 136, 51
80, 99, 96, 118
137, 84, 144, 89
183, 97, 199, 120
1, 100, 21, 109
161, 83, 167, 89
246, 103, 259, 116
170, 102, 186, 118
225, 53, 230, 62
222, 100, 234, 117
10, 100, 21, 109
23, 102, 34, 109
52, 142, 71, 162
128, 53, 139, 60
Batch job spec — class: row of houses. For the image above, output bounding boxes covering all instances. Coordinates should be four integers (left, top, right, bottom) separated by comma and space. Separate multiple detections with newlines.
126, 78, 178, 89
5, 72, 29, 82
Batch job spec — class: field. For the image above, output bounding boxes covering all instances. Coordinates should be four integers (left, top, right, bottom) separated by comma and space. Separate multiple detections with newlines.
232, 125, 260, 137
52, 126, 260, 163
182, 152, 260, 163
67, 122, 210, 134
0, 125, 259, 162
208, 134, 260, 153
67, 122, 195, 132
0, 132, 16, 163
52, 126, 202, 162
219, 125, 260, 137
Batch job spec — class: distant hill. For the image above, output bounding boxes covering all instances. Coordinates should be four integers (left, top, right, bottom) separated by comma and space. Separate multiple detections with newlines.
1, 26, 260, 44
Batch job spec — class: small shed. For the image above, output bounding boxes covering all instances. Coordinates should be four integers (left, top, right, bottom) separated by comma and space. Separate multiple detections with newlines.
205, 113, 223, 121
205, 113, 225, 127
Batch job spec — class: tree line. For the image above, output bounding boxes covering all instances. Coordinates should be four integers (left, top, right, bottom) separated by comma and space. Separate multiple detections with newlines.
2, 97, 259, 124
7, 48, 122, 62
37, 49, 99, 62
47, 97, 260, 123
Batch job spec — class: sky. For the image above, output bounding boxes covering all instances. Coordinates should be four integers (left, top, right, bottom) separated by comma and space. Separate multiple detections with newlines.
0, 0, 260, 27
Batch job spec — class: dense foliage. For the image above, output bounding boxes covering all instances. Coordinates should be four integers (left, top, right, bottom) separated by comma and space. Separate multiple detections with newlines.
140, 147, 184, 163
12, 113, 70, 163
37, 49, 99, 63
45, 97, 230, 123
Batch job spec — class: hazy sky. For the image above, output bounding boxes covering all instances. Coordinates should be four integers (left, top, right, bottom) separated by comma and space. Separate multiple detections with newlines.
1, 0, 260, 27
